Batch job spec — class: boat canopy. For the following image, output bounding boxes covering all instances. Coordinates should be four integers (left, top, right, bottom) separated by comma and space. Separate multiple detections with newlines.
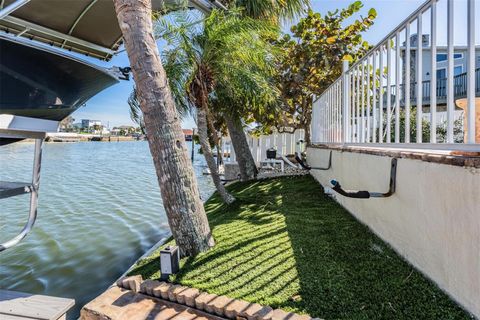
0, 0, 224, 60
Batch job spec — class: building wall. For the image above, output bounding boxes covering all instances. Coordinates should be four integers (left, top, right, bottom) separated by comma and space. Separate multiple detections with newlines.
417, 48, 479, 81
81, 119, 102, 128
433, 50, 465, 78
307, 147, 480, 318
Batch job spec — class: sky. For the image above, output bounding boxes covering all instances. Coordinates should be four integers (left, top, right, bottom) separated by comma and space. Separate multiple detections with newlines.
72, 0, 477, 129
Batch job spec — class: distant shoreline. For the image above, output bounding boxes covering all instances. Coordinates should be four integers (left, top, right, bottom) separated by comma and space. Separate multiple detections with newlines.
17, 136, 144, 143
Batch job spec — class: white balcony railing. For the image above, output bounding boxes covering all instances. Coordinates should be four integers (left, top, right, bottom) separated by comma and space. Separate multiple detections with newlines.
312, 0, 478, 147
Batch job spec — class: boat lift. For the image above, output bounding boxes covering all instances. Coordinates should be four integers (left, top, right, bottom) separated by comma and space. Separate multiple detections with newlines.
0, 114, 58, 251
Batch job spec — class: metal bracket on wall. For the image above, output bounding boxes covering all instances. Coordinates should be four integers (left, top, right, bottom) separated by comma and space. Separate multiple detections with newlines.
295, 150, 332, 171
330, 158, 397, 199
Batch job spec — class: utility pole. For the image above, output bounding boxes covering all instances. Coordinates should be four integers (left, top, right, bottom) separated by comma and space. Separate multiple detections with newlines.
191, 128, 195, 161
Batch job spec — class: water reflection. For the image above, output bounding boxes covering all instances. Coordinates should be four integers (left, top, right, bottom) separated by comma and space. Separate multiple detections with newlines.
0, 141, 214, 319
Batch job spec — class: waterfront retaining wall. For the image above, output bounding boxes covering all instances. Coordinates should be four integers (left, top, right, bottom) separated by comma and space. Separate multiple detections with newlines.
307, 146, 480, 318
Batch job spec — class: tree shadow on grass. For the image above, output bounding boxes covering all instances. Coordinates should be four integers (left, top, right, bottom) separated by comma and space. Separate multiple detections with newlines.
128, 258, 160, 280
131, 175, 471, 319
278, 175, 470, 319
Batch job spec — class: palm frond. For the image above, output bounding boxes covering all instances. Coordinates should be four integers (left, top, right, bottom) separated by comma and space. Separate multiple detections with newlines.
128, 88, 146, 134
154, 7, 282, 124
235, 0, 310, 21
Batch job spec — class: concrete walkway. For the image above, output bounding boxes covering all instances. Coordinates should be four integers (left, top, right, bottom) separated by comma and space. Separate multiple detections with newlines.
81, 286, 226, 320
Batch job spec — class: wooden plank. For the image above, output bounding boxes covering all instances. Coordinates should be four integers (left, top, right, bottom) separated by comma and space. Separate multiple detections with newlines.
0, 290, 74, 320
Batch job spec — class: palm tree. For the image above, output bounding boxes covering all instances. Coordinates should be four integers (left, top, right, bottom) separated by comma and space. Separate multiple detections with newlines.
213, 69, 280, 181
218, 0, 309, 180
154, 9, 278, 202
114, 0, 308, 255
113, 0, 214, 256
128, 1, 309, 184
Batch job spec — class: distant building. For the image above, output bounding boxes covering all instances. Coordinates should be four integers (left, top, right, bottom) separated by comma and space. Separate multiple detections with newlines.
397, 35, 480, 126
402, 34, 480, 84
183, 129, 193, 141
110, 128, 120, 135
81, 119, 102, 129
78, 119, 103, 134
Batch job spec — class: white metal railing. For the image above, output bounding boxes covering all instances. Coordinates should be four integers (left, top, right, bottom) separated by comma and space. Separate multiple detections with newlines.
247, 130, 305, 164
312, 0, 478, 146
222, 130, 305, 164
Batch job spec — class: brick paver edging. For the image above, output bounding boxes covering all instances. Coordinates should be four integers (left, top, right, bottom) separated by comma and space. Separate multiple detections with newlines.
117, 275, 321, 320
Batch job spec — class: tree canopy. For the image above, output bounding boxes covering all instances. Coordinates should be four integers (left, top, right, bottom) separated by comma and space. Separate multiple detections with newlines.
255, 1, 377, 140
158, 9, 279, 116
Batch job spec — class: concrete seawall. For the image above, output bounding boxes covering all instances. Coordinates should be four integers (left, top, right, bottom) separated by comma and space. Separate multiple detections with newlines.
25, 134, 144, 143
307, 146, 480, 318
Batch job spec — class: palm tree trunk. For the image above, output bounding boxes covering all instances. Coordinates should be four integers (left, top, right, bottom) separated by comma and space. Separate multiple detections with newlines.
197, 106, 235, 204
113, 0, 214, 256
205, 109, 223, 168
224, 113, 258, 181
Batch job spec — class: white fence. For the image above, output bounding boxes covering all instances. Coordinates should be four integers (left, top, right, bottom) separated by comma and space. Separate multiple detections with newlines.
247, 130, 305, 164
312, 0, 478, 146
222, 130, 305, 164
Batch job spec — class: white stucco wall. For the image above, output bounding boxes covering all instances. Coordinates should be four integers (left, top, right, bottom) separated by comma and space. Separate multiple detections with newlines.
307, 147, 480, 318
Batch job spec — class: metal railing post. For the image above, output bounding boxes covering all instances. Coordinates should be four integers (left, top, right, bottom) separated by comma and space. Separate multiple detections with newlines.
446, 0, 454, 143
386, 39, 392, 143
351, 70, 356, 142
343, 60, 350, 143
361, 62, 365, 142
372, 51, 377, 143
395, 31, 401, 143
466, 0, 476, 143
416, 13, 423, 143
356, 65, 360, 142
430, 0, 437, 143
379, 46, 384, 142
405, 22, 411, 143
366, 56, 371, 143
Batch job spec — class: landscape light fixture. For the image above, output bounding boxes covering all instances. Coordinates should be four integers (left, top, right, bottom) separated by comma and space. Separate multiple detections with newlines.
160, 245, 180, 280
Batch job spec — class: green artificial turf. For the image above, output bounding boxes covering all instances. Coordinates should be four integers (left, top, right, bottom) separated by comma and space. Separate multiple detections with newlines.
129, 175, 471, 319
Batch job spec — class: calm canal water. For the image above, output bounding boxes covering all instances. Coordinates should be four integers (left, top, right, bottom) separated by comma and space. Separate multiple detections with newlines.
0, 141, 214, 319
